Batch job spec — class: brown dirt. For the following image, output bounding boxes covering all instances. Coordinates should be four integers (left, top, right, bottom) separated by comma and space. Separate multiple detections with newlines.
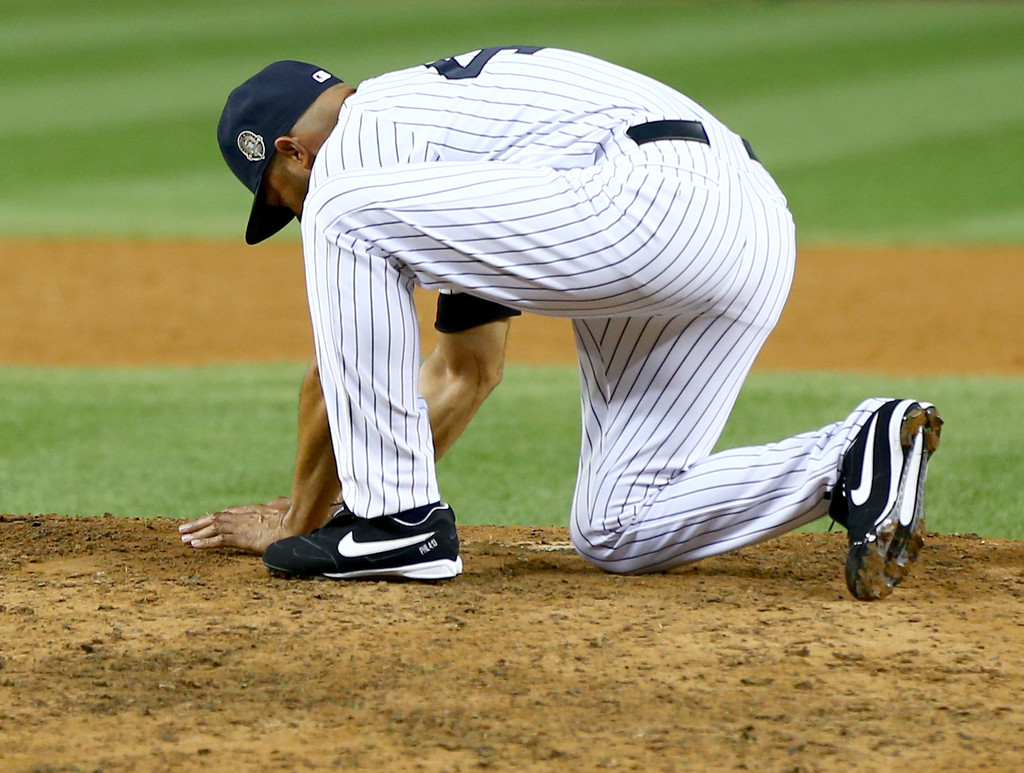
2, 238, 1023, 772
3, 517, 1024, 772
2, 238, 1022, 373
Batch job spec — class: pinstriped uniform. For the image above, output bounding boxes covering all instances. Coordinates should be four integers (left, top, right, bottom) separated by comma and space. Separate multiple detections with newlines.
302, 47, 874, 572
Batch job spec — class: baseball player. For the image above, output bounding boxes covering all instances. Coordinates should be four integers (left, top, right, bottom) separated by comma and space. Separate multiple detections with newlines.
203, 47, 942, 599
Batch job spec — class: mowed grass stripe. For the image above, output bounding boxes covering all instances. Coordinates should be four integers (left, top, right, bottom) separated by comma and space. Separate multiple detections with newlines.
1, 364, 1022, 541
642, 2, 1024, 104
2, 1, 1022, 242
736, 55, 1024, 170
10, 2, 1020, 124
0, 172, 243, 239
783, 118, 1024, 243
0, 364, 301, 519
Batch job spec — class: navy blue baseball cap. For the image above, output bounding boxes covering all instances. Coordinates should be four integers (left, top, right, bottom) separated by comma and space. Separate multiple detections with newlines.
217, 60, 342, 244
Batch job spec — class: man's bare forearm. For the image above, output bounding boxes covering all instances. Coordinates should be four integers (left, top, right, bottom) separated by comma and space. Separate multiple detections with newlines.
284, 358, 342, 533
419, 319, 510, 460
290, 318, 510, 525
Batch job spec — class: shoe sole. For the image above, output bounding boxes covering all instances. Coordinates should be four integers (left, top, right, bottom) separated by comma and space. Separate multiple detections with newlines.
266, 556, 463, 582
846, 404, 943, 600
323, 556, 463, 581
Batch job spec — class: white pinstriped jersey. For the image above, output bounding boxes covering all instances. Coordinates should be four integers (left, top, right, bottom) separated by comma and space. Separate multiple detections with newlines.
302, 47, 876, 571
315, 47, 757, 185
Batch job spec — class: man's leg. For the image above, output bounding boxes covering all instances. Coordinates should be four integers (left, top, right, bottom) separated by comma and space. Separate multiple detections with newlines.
570, 390, 886, 573
303, 226, 439, 519
259, 206, 463, 579
566, 158, 845, 573
566, 180, 941, 598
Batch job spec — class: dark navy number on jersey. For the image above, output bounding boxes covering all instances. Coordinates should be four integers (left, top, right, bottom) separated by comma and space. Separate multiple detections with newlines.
426, 46, 544, 80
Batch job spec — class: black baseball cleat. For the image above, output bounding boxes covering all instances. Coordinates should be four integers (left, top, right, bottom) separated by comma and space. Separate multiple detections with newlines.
829, 399, 943, 600
263, 502, 463, 581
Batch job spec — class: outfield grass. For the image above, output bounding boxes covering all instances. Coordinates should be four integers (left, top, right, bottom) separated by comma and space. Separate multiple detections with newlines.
1, 363, 1020, 540
0, 364, 300, 519
1, 0, 1021, 243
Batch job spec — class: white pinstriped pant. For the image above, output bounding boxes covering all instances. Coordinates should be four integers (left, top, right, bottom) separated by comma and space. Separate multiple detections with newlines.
302, 141, 877, 573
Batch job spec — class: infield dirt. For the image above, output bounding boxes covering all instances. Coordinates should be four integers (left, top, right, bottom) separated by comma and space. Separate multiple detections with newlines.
2, 239, 1023, 772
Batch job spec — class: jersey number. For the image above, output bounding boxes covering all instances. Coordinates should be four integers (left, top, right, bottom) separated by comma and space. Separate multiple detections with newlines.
426, 46, 543, 80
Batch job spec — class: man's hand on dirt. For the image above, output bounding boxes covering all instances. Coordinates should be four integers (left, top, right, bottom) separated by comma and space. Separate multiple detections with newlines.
179, 498, 293, 555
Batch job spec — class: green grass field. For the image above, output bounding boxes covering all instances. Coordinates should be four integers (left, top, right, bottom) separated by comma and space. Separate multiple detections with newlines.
1, 364, 1021, 538
2, 0, 1022, 243
1, 1, 1022, 536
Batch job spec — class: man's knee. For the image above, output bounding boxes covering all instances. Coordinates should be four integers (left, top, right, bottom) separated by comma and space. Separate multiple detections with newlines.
569, 517, 643, 575
570, 512, 711, 575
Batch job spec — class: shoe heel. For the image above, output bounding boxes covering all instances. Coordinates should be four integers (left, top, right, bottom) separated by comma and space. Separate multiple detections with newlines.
399, 557, 464, 580
923, 406, 943, 454
900, 405, 928, 448
846, 531, 895, 600
883, 410, 939, 594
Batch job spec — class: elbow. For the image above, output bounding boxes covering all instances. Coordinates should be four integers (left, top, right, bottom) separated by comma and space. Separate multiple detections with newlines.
454, 356, 503, 410
432, 322, 509, 406
477, 356, 505, 397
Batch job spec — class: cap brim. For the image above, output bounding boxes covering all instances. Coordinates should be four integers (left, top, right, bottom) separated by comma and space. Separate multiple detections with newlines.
245, 175, 296, 245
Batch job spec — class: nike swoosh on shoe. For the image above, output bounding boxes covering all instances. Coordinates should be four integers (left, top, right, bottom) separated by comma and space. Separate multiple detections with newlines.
849, 415, 877, 507
337, 531, 435, 558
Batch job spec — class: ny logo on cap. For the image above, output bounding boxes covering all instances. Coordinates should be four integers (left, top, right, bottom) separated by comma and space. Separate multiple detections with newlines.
237, 130, 265, 162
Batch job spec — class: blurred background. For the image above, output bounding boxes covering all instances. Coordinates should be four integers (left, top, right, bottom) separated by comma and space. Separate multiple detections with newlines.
3, 0, 1021, 244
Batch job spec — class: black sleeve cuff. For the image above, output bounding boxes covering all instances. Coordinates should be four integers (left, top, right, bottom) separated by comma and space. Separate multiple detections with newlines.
434, 293, 522, 333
